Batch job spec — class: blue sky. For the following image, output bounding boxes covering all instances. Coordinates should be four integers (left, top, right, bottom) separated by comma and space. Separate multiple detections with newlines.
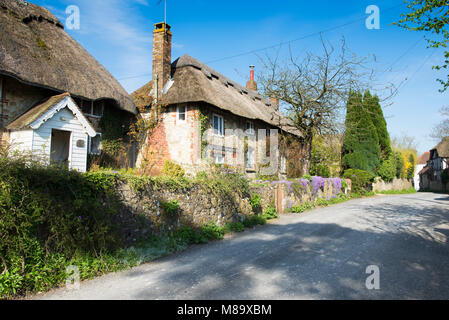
30, 0, 448, 155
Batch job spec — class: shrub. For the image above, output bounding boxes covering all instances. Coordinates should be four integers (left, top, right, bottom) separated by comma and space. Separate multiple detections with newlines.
201, 222, 225, 241
302, 174, 313, 181
291, 201, 314, 213
163, 160, 185, 178
243, 215, 267, 228
160, 199, 180, 216
172, 226, 207, 245
343, 169, 374, 193
0, 157, 130, 298
377, 155, 396, 182
310, 164, 331, 178
250, 193, 262, 214
263, 206, 278, 220
225, 222, 245, 233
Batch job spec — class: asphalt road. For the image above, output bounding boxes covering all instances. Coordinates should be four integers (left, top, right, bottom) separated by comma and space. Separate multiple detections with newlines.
36, 192, 449, 300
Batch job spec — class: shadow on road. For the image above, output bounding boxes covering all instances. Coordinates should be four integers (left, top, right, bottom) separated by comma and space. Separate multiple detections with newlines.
125, 198, 449, 300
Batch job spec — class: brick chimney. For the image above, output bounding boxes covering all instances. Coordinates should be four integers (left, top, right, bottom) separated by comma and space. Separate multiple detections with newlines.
153, 22, 172, 102
246, 65, 258, 92
270, 97, 280, 111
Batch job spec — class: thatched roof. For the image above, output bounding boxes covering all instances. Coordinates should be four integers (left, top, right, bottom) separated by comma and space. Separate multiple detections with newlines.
6, 92, 96, 137
431, 137, 449, 158
0, 0, 137, 114
131, 80, 154, 110
133, 55, 302, 137
6, 92, 70, 130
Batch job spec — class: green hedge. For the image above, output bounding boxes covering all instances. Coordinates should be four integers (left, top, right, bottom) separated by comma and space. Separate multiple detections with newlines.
343, 169, 374, 193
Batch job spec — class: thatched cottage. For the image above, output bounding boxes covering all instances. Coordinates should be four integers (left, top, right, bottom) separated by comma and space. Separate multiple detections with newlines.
0, 0, 137, 172
132, 22, 302, 177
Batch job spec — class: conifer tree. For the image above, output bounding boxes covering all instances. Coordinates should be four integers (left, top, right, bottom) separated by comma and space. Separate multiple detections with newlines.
342, 91, 380, 173
363, 91, 392, 160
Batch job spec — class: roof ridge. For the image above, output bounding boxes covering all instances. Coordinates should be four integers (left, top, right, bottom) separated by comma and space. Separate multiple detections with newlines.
172, 54, 273, 106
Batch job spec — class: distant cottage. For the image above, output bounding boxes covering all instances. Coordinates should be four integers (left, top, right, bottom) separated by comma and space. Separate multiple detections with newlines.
419, 137, 449, 191
0, 0, 137, 172
132, 23, 303, 177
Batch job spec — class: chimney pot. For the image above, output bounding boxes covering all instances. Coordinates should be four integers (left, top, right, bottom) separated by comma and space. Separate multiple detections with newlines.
246, 65, 258, 92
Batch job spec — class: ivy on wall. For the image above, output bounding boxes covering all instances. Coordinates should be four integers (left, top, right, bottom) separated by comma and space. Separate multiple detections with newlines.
198, 106, 210, 157
88, 106, 132, 170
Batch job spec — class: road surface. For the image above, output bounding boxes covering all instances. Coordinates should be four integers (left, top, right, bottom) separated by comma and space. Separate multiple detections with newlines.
36, 192, 449, 300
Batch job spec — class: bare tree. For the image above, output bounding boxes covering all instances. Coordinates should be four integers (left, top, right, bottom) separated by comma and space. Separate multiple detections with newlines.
391, 133, 418, 151
431, 106, 449, 141
257, 36, 374, 175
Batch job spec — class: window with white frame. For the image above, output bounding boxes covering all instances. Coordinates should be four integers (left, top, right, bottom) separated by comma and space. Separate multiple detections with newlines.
246, 121, 255, 135
213, 114, 224, 136
177, 105, 187, 121
88, 133, 102, 155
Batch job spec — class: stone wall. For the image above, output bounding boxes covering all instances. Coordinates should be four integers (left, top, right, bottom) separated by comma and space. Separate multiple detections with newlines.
372, 178, 413, 193
250, 178, 349, 214
109, 177, 349, 244
113, 180, 253, 244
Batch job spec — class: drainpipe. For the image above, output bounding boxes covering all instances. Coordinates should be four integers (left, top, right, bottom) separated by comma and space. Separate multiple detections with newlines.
154, 74, 159, 103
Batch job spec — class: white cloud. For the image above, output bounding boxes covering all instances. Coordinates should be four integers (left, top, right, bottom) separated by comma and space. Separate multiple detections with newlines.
60, 0, 155, 92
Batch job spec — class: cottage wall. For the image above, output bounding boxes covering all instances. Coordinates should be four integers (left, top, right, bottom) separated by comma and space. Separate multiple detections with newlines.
138, 101, 289, 177
9, 129, 33, 153
0, 76, 52, 130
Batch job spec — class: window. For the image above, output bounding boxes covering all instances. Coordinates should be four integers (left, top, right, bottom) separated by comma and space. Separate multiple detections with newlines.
88, 133, 102, 155
177, 106, 187, 121
246, 121, 255, 135
213, 114, 224, 136
81, 100, 91, 115
80, 100, 104, 117
92, 101, 104, 117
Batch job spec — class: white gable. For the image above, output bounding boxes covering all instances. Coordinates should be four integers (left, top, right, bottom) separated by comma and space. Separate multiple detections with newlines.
30, 96, 97, 137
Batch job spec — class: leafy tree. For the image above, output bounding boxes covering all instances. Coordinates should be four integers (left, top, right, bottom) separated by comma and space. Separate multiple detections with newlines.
342, 91, 381, 173
394, 150, 405, 178
310, 134, 342, 178
378, 155, 397, 182
395, 0, 449, 91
